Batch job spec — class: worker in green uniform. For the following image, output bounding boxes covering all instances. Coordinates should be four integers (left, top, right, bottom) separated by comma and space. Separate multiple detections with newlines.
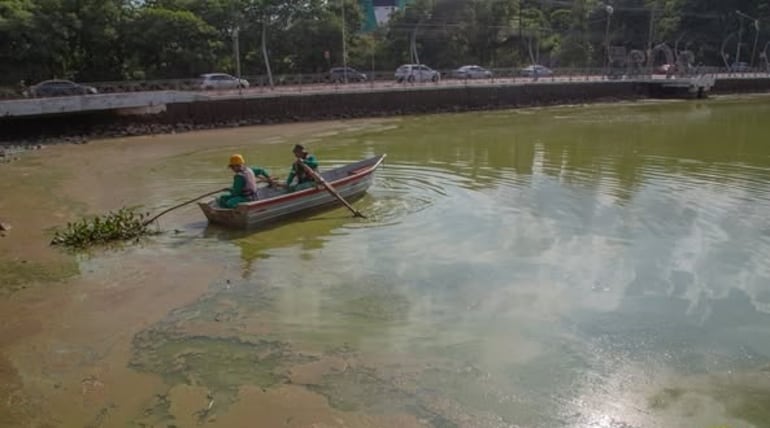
285, 144, 319, 192
218, 154, 275, 208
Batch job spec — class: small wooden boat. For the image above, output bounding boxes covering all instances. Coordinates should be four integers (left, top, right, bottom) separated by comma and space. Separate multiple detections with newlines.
199, 154, 386, 228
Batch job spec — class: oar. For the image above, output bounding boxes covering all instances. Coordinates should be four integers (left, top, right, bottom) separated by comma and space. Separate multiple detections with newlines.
143, 188, 229, 226
296, 161, 366, 219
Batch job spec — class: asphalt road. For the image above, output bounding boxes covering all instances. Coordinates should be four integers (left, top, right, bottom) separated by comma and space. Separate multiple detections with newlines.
1, 72, 767, 117
190, 71, 769, 99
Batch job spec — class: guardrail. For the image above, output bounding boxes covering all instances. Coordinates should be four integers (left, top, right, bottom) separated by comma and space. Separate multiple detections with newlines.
1, 66, 769, 100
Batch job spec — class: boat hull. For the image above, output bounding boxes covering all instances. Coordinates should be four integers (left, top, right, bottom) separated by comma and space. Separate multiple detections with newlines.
198, 154, 384, 229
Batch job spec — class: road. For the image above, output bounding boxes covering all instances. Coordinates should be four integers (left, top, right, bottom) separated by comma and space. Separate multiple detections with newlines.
1, 72, 768, 118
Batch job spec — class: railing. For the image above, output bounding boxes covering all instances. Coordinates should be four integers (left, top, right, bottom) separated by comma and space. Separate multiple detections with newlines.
2, 66, 769, 101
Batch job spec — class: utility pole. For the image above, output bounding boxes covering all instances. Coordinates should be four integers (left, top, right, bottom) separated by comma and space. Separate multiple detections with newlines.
341, 0, 348, 83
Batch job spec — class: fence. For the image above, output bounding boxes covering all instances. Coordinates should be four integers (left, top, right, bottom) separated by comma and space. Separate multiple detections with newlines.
1, 66, 769, 101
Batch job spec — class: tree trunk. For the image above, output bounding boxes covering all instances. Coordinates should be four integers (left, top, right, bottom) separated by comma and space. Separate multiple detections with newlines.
261, 18, 273, 87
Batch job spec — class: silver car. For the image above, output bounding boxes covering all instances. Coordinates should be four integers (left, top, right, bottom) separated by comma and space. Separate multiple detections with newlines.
395, 64, 440, 83
199, 73, 249, 90
452, 65, 493, 79
520, 65, 554, 78
25, 79, 98, 97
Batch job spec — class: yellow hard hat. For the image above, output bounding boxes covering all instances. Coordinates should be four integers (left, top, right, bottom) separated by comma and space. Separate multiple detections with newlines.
228, 154, 245, 166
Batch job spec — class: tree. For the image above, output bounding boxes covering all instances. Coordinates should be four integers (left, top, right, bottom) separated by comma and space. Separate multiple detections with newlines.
2, 0, 769, 87
238, 0, 324, 85
126, 7, 221, 79
0, 0, 39, 83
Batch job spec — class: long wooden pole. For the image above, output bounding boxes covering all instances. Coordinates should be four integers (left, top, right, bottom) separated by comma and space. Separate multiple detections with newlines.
297, 161, 366, 218
143, 188, 229, 226
143, 175, 281, 226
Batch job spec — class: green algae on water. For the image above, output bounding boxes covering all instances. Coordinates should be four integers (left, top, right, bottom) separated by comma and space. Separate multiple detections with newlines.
0, 259, 79, 294
50, 207, 157, 249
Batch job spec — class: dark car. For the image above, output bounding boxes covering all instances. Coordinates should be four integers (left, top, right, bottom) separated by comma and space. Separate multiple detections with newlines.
730, 61, 750, 72
26, 79, 98, 97
327, 67, 367, 83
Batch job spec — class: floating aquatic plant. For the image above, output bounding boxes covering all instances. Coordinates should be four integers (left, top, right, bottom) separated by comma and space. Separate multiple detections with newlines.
51, 207, 157, 249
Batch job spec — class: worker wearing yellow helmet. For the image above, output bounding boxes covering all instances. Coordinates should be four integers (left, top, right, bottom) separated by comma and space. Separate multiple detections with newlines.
218, 154, 275, 208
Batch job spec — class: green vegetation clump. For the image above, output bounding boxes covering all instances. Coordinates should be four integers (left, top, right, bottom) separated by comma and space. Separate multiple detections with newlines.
50, 208, 155, 249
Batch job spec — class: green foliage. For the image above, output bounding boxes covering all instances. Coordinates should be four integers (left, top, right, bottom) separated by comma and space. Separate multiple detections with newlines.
50, 207, 156, 249
1, 0, 768, 85
125, 7, 222, 78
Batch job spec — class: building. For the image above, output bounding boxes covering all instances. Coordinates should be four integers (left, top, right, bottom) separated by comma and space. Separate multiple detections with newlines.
359, 0, 410, 32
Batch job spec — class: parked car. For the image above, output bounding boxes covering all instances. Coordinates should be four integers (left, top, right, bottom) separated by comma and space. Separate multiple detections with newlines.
327, 67, 367, 83
520, 65, 553, 78
25, 79, 98, 97
199, 73, 249, 90
730, 61, 750, 72
451, 65, 493, 79
395, 64, 440, 83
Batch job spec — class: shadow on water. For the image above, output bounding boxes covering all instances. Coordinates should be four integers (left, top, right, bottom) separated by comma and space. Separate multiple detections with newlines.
197, 195, 370, 271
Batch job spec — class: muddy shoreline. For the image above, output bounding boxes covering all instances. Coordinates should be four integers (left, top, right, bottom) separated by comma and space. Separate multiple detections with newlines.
3, 77, 770, 159
2, 81, 645, 149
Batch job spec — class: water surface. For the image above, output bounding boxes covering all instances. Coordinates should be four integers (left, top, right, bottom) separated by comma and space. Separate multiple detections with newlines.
1, 97, 770, 427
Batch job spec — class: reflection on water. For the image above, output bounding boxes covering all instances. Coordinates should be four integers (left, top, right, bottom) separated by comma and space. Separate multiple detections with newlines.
128, 98, 770, 427
4, 98, 770, 427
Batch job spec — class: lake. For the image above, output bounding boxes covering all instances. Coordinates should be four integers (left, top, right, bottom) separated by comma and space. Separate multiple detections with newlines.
1, 96, 769, 427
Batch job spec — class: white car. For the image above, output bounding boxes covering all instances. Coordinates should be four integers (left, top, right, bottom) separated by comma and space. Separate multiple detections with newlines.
199, 73, 249, 90
395, 64, 440, 83
519, 65, 554, 78
452, 65, 493, 79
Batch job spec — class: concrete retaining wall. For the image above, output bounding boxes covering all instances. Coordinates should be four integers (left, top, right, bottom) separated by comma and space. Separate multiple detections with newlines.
0, 78, 767, 143
712, 77, 770, 94
0, 91, 204, 117
162, 81, 638, 124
